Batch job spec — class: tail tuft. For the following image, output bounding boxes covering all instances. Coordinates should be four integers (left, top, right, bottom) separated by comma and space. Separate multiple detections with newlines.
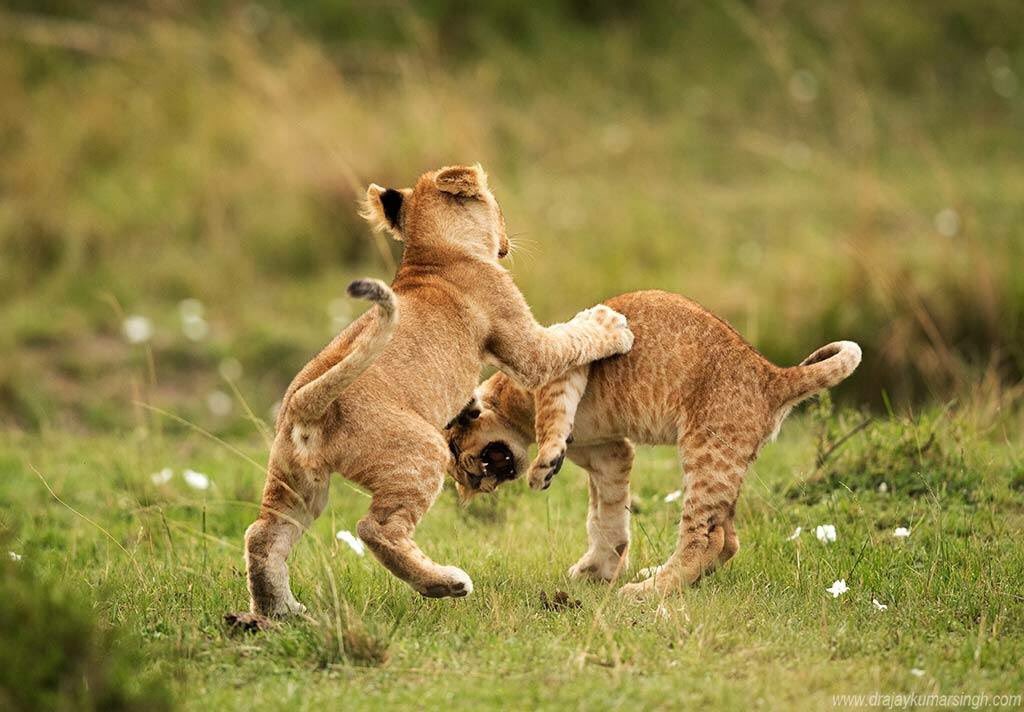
289, 278, 398, 421
347, 278, 396, 316
778, 340, 862, 407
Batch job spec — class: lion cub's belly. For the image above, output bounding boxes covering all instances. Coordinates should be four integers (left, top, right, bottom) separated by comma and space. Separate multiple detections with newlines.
572, 374, 680, 446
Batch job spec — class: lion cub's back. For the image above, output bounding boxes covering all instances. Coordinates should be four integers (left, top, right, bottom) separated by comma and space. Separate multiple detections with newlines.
576, 290, 777, 444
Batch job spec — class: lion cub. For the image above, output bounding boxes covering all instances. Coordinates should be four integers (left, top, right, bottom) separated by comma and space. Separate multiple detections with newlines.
243, 165, 634, 616
446, 290, 860, 597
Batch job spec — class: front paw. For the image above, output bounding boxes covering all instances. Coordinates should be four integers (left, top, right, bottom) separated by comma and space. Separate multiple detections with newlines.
586, 305, 634, 355
418, 566, 474, 599
528, 449, 565, 490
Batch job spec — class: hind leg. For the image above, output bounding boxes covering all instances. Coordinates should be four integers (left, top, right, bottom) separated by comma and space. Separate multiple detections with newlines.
358, 434, 473, 598
566, 439, 634, 582
245, 462, 330, 616
620, 434, 745, 597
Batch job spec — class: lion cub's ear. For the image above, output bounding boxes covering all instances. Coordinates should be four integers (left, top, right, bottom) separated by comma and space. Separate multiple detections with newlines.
434, 163, 489, 197
361, 184, 409, 240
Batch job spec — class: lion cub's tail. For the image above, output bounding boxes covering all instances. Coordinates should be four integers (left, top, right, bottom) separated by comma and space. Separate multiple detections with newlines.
290, 279, 398, 420
775, 340, 862, 408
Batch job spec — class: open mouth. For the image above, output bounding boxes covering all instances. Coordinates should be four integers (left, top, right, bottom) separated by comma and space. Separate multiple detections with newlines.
479, 441, 517, 482
449, 438, 518, 493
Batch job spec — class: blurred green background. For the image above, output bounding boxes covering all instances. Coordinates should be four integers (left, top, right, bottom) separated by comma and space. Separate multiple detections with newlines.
1, 0, 1022, 435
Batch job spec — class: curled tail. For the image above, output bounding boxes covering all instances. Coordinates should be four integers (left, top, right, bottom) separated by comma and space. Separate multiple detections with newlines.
290, 279, 398, 421
775, 340, 862, 408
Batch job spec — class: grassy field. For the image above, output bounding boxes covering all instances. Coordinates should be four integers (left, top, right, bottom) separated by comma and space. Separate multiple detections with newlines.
2, 2, 1024, 709
3, 400, 1024, 709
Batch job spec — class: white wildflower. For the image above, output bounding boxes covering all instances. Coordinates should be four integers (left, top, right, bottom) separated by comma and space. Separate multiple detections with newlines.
815, 524, 837, 543
788, 69, 818, 103
206, 390, 233, 417
872, 598, 888, 612
183, 469, 210, 491
151, 467, 174, 485
786, 526, 802, 541
893, 527, 911, 538
934, 208, 961, 237
877, 482, 888, 493
336, 530, 366, 556
218, 357, 243, 381
178, 298, 204, 320
9, 551, 22, 562
181, 314, 209, 341
826, 579, 848, 598
910, 668, 925, 678
122, 315, 153, 344
663, 489, 682, 503
992, 65, 1018, 98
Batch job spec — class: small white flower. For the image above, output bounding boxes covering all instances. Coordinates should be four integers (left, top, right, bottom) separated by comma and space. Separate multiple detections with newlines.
826, 579, 848, 598
872, 598, 888, 611
815, 524, 837, 543
663, 489, 683, 503
183, 469, 210, 490
151, 467, 173, 485
336, 530, 365, 556
910, 668, 925, 677
8, 551, 22, 562
178, 298, 204, 320
218, 357, 243, 381
206, 390, 233, 417
788, 69, 818, 103
122, 315, 153, 344
893, 527, 911, 538
786, 526, 802, 541
181, 314, 209, 342
877, 482, 888, 493
934, 208, 961, 237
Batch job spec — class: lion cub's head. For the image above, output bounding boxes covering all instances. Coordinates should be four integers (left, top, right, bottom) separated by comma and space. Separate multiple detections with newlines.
444, 398, 529, 501
361, 164, 509, 261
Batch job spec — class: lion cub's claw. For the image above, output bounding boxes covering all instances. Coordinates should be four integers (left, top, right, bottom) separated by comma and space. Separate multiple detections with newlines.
528, 450, 566, 490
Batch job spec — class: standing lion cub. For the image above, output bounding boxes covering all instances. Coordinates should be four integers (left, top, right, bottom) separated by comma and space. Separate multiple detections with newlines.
446, 290, 860, 597
243, 164, 633, 616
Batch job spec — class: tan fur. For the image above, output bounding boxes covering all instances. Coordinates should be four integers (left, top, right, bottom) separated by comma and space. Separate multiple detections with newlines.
446, 290, 860, 597
243, 165, 634, 615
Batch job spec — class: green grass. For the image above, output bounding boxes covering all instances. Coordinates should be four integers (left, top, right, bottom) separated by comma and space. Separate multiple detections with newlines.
3, 403, 1022, 709
2, 3, 1024, 708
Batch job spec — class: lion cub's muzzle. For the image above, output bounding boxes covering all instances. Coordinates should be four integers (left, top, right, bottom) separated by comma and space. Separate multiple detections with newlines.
450, 439, 519, 494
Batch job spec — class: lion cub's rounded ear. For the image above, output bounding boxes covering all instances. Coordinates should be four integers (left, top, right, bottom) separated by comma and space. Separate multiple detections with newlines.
360, 184, 408, 240
434, 163, 489, 197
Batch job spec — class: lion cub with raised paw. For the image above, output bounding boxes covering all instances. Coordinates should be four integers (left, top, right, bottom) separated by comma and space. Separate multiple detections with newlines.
446, 290, 860, 597
243, 164, 634, 616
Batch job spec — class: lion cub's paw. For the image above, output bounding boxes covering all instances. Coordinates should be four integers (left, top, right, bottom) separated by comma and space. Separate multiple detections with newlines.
254, 595, 307, 618
580, 304, 634, 355
528, 447, 566, 490
419, 566, 474, 599
568, 549, 627, 582
618, 569, 677, 599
